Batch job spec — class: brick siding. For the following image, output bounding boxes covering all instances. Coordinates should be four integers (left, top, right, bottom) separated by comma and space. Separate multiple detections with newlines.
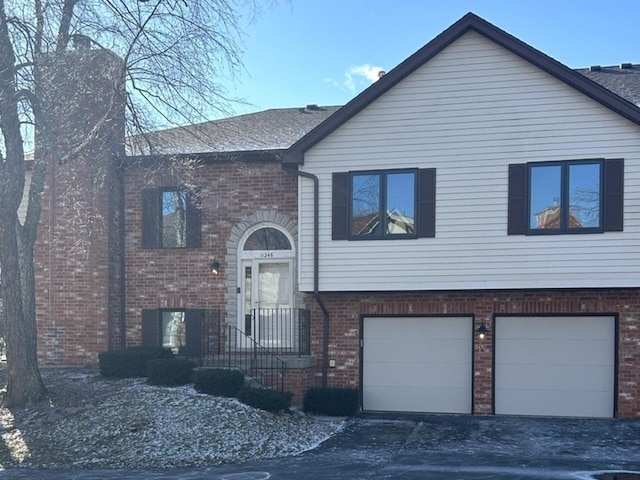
305, 290, 640, 418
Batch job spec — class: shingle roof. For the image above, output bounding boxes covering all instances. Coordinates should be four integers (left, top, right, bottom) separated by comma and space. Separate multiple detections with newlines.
127, 105, 341, 156
577, 64, 640, 107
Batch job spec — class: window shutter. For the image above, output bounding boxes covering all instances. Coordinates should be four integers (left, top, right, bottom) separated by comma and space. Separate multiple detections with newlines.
603, 159, 624, 232
332, 172, 349, 240
141, 309, 159, 347
185, 193, 202, 248
141, 189, 160, 248
184, 309, 203, 357
507, 164, 527, 235
417, 168, 436, 238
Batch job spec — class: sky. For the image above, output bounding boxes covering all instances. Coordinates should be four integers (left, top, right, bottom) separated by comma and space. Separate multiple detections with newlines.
224, 0, 639, 116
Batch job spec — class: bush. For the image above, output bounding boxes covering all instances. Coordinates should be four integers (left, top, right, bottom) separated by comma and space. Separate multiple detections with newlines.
99, 346, 173, 378
303, 388, 359, 416
147, 358, 196, 386
192, 368, 245, 397
237, 387, 292, 413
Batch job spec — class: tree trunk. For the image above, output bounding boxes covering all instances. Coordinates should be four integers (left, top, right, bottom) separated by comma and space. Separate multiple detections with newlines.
0, 218, 46, 407
0, 2, 47, 406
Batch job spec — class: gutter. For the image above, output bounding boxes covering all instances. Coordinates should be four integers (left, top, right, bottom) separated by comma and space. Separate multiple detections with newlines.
281, 162, 330, 388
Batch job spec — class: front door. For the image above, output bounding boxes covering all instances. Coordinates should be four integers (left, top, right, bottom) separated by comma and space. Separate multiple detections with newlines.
238, 226, 295, 348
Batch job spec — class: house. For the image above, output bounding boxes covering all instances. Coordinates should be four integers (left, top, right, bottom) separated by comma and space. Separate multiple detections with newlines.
33, 13, 640, 417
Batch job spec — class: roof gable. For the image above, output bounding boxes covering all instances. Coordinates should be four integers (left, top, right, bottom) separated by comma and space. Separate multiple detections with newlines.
282, 12, 640, 164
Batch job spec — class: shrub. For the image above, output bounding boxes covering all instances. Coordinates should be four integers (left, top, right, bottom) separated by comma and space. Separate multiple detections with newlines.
99, 346, 173, 378
147, 358, 196, 386
192, 368, 245, 397
303, 387, 359, 416
237, 387, 292, 413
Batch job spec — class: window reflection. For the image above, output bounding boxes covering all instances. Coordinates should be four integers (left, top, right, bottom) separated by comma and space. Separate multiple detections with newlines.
161, 311, 185, 354
351, 171, 416, 238
530, 165, 562, 229
352, 174, 381, 236
162, 190, 187, 247
529, 161, 602, 232
244, 227, 292, 251
386, 172, 415, 235
569, 163, 601, 228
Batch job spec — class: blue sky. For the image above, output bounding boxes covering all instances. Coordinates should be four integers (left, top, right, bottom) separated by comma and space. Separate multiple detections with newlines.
226, 0, 639, 116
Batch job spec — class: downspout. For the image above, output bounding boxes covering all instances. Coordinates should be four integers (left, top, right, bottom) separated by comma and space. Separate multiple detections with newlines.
118, 161, 126, 349
281, 163, 330, 388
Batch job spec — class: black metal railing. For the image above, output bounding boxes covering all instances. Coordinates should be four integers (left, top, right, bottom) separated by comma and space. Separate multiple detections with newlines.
249, 308, 311, 356
198, 308, 311, 391
215, 325, 287, 391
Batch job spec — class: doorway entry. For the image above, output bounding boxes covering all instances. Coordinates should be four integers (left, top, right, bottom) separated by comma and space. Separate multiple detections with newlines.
238, 225, 295, 348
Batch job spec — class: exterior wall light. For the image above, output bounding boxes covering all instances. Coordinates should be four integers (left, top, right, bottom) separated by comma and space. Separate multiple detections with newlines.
210, 258, 221, 275
477, 323, 488, 340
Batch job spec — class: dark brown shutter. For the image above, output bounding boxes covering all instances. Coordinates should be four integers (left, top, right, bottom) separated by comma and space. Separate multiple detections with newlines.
507, 164, 527, 235
332, 172, 349, 240
603, 158, 624, 232
185, 193, 202, 248
141, 309, 159, 347
184, 309, 203, 357
141, 189, 160, 248
417, 168, 436, 238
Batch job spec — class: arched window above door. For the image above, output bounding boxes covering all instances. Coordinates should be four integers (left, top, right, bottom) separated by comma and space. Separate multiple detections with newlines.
243, 227, 292, 251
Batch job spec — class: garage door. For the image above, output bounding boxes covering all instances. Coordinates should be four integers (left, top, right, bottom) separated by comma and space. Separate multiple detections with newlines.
362, 316, 473, 414
495, 316, 616, 418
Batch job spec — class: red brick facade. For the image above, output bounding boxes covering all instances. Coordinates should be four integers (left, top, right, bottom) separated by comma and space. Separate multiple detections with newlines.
122, 158, 298, 344
305, 290, 640, 418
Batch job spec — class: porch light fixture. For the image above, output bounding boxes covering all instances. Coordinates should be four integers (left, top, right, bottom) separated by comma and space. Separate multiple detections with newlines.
477, 323, 488, 340
210, 258, 221, 275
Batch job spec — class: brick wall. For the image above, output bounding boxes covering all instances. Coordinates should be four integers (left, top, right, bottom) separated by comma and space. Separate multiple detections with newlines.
306, 289, 640, 418
122, 158, 298, 344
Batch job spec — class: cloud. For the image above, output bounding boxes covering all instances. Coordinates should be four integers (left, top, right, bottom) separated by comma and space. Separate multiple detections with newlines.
325, 63, 385, 94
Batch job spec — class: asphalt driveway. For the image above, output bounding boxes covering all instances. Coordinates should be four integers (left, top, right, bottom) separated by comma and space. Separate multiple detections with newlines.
1, 414, 639, 479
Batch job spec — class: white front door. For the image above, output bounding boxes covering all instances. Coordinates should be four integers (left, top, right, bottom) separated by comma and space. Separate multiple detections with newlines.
241, 260, 293, 347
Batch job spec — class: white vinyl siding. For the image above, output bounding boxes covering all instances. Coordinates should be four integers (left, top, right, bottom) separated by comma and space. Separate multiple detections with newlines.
298, 30, 640, 292
494, 316, 615, 418
362, 316, 473, 414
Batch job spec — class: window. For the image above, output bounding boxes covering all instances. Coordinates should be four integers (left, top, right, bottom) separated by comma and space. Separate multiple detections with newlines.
142, 188, 201, 248
508, 159, 623, 235
160, 310, 185, 354
332, 168, 436, 240
141, 309, 207, 357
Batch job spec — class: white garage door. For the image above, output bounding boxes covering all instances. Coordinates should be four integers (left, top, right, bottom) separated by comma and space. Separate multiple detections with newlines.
495, 316, 616, 418
362, 316, 473, 414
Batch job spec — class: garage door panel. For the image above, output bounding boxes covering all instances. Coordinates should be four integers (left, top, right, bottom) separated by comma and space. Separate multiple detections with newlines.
363, 316, 472, 414
496, 364, 614, 390
497, 316, 614, 340
495, 388, 613, 417
366, 385, 472, 414
495, 316, 615, 418
364, 362, 473, 388
365, 339, 471, 363
498, 339, 614, 365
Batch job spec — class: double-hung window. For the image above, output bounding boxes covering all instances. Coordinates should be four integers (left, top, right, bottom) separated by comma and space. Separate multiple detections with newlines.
332, 168, 436, 240
141, 188, 201, 248
508, 158, 623, 235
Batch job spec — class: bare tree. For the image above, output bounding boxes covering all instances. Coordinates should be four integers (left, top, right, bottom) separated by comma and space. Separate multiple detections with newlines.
0, 0, 263, 407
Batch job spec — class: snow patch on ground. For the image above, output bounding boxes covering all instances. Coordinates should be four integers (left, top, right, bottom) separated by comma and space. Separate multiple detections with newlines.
0, 368, 344, 470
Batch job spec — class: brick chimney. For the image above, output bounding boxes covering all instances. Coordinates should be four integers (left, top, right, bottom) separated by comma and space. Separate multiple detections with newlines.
34, 49, 126, 365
